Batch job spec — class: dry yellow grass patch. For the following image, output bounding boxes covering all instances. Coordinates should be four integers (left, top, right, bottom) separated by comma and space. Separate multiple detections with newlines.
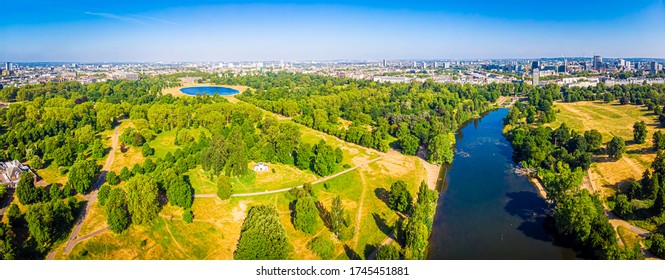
551, 101, 665, 199
77, 201, 108, 236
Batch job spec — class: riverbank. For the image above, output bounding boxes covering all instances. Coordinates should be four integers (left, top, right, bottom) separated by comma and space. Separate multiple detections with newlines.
419, 157, 440, 191
528, 176, 549, 201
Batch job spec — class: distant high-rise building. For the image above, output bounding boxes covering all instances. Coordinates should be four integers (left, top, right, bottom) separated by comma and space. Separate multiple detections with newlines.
593, 55, 603, 71
382, 59, 387, 67
532, 68, 540, 86
531, 60, 540, 70
4, 62, 11, 71
413, 61, 417, 68
563, 58, 568, 73
433, 62, 438, 68
652, 61, 661, 74
422, 62, 427, 69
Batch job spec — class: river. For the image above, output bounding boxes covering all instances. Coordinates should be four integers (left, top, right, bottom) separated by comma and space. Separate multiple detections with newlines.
427, 108, 578, 260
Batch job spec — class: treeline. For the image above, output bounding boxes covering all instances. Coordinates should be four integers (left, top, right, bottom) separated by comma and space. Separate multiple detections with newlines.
507, 122, 641, 259
205, 72, 517, 164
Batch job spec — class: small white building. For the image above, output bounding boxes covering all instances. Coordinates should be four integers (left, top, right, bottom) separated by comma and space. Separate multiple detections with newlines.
253, 162, 269, 173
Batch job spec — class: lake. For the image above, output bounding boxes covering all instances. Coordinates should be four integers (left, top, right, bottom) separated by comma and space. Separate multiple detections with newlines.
180, 86, 239, 96
427, 108, 578, 260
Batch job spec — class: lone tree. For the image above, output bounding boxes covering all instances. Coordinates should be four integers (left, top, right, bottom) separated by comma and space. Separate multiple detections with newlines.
654, 131, 665, 151
105, 188, 130, 233
389, 180, 413, 213
164, 171, 193, 209
234, 205, 290, 260
126, 175, 159, 225
607, 136, 626, 160
216, 174, 233, 200
634, 121, 648, 144
293, 195, 318, 234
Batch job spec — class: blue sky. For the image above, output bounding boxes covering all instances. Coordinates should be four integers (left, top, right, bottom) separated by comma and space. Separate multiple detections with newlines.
1, 0, 664, 62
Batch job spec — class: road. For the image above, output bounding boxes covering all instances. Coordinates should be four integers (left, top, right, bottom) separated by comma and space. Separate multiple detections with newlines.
47, 126, 120, 260
194, 155, 384, 198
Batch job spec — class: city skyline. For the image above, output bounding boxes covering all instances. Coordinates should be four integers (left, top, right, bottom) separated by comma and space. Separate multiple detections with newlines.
1, 0, 665, 62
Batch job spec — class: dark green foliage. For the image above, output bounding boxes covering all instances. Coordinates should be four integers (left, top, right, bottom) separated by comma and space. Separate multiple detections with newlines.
108, 206, 131, 234
52, 146, 75, 167
216, 174, 233, 200
183, 209, 193, 223
164, 171, 193, 209
334, 147, 343, 164
141, 143, 154, 157
613, 194, 633, 217
25, 199, 75, 251
654, 131, 665, 150
633, 121, 647, 144
388, 180, 412, 213
293, 195, 318, 234
403, 219, 429, 260
97, 185, 111, 206
16, 172, 41, 205
649, 234, 665, 258
91, 140, 105, 159
119, 166, 131, 181
6, 204, 21, 226
106, 171, 119, 185
30, 155, 43, 169
308, 236, 334, 260
295, 143, 312, 170
66, 159, 99, 194
126, 175, 159, 225
131, 163, 144, 175
427, 133, 455, 164
330, 196, 352, 240
399, 134, 419, 156
143, 158, 156, 173
607, 136, 626, 160
312, 140, 337, 176
655, 180, 665, 215
375, 244, 400, 260
105, 188, 130, 233
234, 205, 290, 260
48, 185, 62, 201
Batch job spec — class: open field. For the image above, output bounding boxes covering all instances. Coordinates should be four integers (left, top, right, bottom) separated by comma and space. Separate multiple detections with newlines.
58, 149, 427, 260
57, 102, 430, 259
550, 101, 664, 197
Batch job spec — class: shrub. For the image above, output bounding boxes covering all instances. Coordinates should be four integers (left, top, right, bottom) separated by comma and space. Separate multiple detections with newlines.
183, 209, 193, 223
308, 236, 334, 260
376, 244, 400, 260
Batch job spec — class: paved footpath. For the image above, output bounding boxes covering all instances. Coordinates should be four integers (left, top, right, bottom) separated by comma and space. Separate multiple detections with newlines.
48, 127, 119, 260
194, 155, 384, 198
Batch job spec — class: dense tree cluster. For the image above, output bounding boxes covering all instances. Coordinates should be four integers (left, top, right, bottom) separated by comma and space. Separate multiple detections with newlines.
398, 181, 438, 260
234, 205, 290, 260
507, 121, 637, 258
231, 72, 507, 164
292, 195, 319, 234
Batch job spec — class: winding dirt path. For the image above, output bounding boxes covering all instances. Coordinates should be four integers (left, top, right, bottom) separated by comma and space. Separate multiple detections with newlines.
164, 221, 189, 259
352, 169, 368, 249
